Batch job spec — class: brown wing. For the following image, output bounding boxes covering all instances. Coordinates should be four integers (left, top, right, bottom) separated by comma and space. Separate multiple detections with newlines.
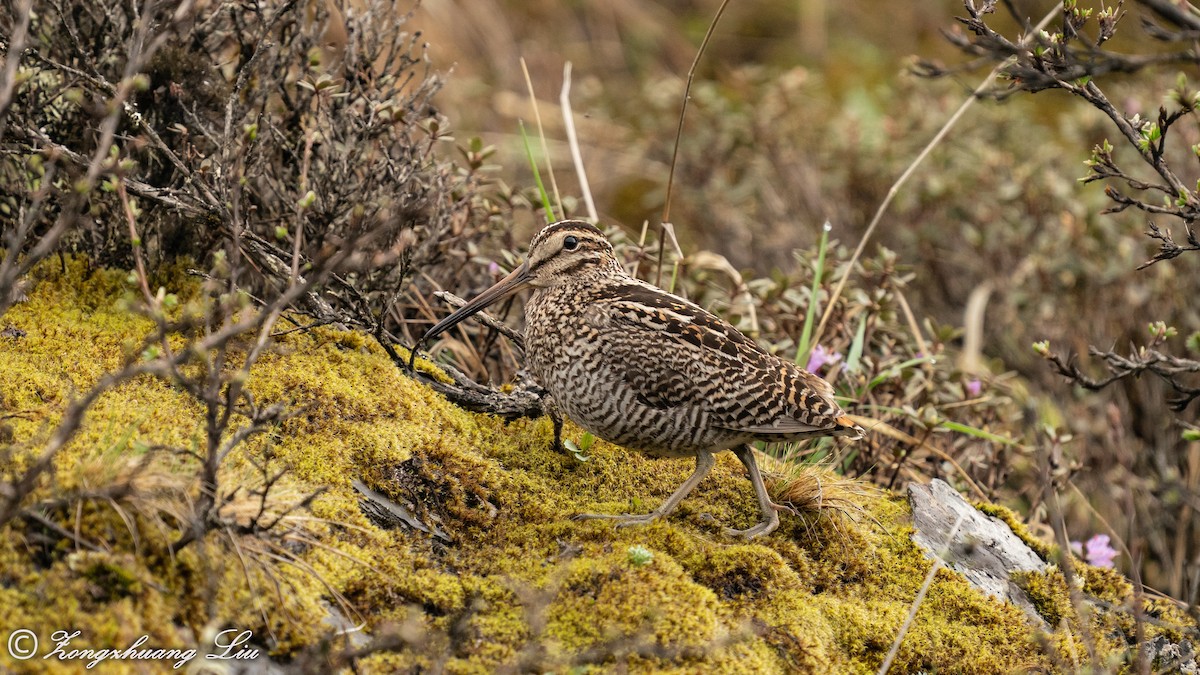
597, 282, 857, 438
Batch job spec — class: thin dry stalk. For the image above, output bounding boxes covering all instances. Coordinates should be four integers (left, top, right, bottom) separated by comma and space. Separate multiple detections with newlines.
560, 62, 597, 221
811, 6, 1060, 348
657, 0, 732, 287
661, 0, 732, 226
0, 0, 33, 141
1044, 438, 1098, 666
959, 282, 993, 375
1067, 480, 1135, 565
843, 413, 988, 501
521, 57, 562, 218
878, 511, 967, 674
892, 287, 929, 361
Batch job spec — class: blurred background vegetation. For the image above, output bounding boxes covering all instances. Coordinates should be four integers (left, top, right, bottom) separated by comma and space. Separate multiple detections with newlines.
406, 0, 1200, 605
3, 0, 1197, 625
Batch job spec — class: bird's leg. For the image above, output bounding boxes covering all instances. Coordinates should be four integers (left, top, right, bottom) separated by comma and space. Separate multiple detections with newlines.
575, 451, 716, 527
542, 396, 565, 454
724, 444, 782, 539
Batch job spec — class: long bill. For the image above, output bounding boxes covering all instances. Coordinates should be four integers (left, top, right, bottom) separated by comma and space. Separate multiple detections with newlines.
419, 261, 534, 346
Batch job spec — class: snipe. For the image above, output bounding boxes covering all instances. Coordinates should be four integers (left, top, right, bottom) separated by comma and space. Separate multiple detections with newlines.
419, 220, 862, 538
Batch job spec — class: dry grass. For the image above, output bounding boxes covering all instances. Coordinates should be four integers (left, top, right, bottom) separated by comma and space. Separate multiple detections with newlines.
761, 455, 876, 520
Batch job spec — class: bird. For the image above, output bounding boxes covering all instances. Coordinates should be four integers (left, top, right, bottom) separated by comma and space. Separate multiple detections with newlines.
417, 220, 863, 538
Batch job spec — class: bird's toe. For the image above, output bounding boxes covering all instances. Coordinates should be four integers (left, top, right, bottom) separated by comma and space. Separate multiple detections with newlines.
723, 514, 780, 539
613, 514, 662, 529
772, 501, 798, 517
573, 511, 662, 528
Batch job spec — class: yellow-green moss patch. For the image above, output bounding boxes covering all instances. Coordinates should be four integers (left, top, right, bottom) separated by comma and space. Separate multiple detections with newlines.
0, 259, 1193, 672
975, 500, 1055, 560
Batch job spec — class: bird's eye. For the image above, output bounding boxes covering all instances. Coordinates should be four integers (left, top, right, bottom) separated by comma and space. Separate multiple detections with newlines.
563, 235, 579, 250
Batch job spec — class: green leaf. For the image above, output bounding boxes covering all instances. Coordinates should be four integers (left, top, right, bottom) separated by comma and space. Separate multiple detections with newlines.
1186, 332, 1200, 352
563, 438, 590, 462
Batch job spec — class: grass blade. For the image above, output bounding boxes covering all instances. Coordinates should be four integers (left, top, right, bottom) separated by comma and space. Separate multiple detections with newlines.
520, 120, 556, 222
521, 57, 562, 219
864, 355, 936, 393
937, 420, 1019, 446
845, 312, 867, 373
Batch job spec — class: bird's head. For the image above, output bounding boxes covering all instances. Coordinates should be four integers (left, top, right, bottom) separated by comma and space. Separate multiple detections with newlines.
418, 220, 619, 345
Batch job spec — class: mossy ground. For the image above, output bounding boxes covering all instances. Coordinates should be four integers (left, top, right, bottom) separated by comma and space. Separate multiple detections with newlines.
0, 259, 1189, 673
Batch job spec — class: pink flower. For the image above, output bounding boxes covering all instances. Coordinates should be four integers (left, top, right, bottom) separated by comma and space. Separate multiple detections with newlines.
1083, 534, 1118, 568
965, 378, 982, 397
806, 344, 843, 374
488, 261, 500, 275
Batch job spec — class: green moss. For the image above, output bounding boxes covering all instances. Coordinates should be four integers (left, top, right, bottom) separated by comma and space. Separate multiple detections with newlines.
0, 258, 1193, 672
1011, 561, 1200, 670
1014, 567, 1075, 627
70, 552, 144, 600
975, 501, 1055, 560
1080, 564, 1133, 604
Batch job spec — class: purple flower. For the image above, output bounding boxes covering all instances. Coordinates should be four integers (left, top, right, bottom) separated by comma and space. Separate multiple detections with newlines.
965, 378, 982, 397
806, 344, 843, 374
1083, 534, 1118, 568
487, 261, 500, 275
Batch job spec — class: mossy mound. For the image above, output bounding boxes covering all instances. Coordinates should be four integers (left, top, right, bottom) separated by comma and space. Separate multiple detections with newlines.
0, 259, 1189, 673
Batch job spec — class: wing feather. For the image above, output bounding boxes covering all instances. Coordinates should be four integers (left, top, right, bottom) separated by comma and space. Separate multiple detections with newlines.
595, 282, 857, 439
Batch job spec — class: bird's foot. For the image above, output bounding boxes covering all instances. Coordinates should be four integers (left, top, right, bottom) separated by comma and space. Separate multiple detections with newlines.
772, 501, 798, 517
722, 511, 780, 539
573, 511, 663, 528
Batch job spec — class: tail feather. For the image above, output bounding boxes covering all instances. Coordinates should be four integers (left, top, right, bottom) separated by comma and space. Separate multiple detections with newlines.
833, 415, 865, 440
